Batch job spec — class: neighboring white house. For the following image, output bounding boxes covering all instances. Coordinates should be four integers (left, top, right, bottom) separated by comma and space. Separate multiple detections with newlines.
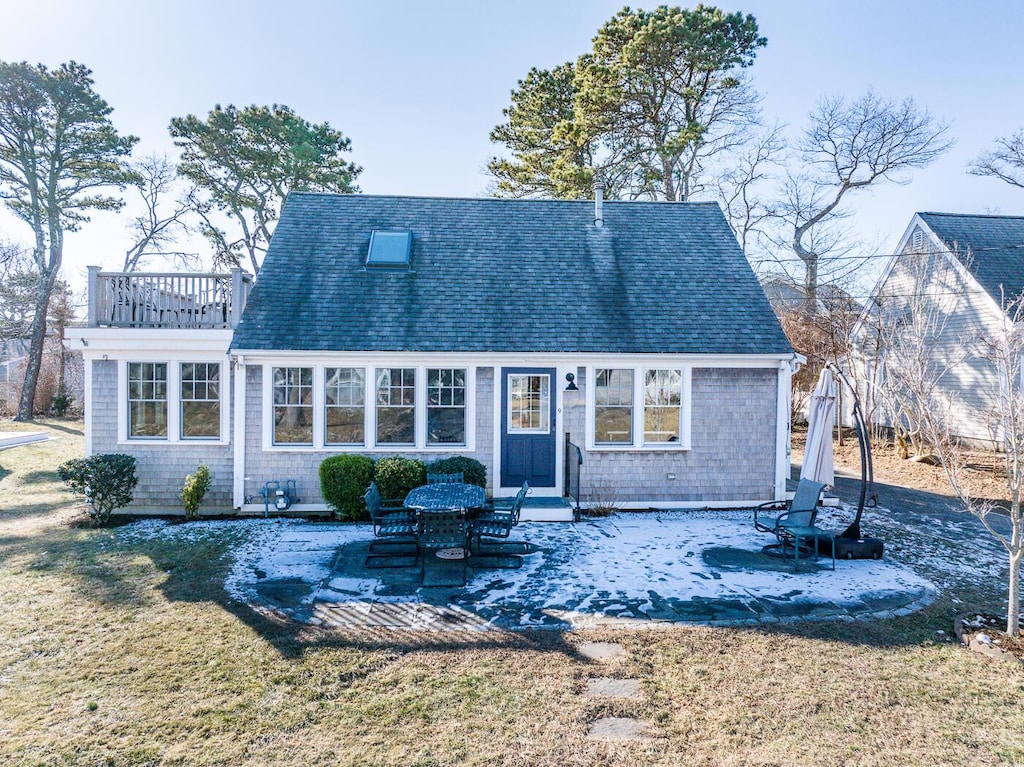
851, 211, 1024, 447
66, 192, 798, 517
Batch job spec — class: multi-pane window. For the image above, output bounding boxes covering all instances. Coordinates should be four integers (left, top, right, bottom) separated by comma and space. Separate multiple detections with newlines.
594, 368, 633, 444
128, 362, 167, 438
427, 368, 466, 445
273, 367, 313, 444
325, 367, 365, 445
376, 368, 416, 445
180, 362, 220, 439
509, 374, 549, 432
644, 369, 682, 444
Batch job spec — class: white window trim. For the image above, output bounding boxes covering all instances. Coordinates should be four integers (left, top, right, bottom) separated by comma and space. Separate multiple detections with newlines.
262, 363, 476, 453
118, 357, 230, 445
506, 373, 552, 435
585, 365, 691, 451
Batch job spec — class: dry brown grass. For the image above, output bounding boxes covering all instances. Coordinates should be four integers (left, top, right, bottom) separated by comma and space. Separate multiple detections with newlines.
2, 420, 1024, 765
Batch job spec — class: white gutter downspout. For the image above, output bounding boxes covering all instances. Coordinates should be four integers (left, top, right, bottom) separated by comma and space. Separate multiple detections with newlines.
232, 353, 246, 509
774, 355, 801, 500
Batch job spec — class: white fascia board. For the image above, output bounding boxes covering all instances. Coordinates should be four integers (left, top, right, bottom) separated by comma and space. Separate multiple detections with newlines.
229, 349, 794, 368
850, 213, 924, 343
66, 328, 233, 357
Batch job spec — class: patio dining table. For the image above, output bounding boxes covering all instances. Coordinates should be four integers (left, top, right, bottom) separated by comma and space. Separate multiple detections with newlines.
405, 482, 486, 513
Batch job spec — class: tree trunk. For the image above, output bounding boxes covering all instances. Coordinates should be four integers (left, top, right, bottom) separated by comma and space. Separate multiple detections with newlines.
1008, 546, 1022, 636
14, 268, 58, 422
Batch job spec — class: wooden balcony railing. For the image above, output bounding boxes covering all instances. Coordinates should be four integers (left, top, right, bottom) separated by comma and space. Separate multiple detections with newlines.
86, 267, 252, 329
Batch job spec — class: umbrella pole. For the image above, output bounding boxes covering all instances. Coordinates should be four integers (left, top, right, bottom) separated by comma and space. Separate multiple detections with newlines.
828, 363, 877, 539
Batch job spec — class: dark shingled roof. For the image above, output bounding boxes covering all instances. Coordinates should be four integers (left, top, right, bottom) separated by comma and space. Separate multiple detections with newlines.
919, 212, 1024, 304
230, 193, 792, 355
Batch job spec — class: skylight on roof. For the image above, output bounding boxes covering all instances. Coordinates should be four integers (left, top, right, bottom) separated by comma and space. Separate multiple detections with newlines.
366, 230, 412, 266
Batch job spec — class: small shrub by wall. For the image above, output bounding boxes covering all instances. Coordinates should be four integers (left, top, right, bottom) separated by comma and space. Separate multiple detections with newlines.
180, 465, 212, 519
319, 454, 375, 520
57, 453, 138, 526
373, 456, 427, 501
426, 456, 486, 488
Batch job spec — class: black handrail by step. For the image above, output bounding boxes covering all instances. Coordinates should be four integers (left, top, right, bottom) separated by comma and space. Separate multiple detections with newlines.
564, 433, 583, 519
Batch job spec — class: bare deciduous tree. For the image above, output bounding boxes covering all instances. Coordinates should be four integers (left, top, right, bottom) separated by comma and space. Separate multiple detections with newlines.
970, 129, 1024, 189
122, 154, 198, 272
917, 296, 1024, 637
780, 91, 952, 305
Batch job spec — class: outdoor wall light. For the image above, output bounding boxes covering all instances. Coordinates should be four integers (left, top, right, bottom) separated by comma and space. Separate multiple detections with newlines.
565, 372, 579, 391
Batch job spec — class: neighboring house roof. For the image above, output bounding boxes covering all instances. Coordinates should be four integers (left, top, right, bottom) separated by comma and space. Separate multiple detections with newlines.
918, 212, 1024, 304
231, 193, 792, 355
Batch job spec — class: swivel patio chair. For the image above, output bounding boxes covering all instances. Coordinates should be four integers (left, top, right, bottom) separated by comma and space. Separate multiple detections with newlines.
754, 478, 833, 569
426, 472, 464, 484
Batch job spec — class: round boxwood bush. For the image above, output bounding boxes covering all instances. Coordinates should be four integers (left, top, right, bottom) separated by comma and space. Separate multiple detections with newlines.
373, 456, 427, 500
319, 454, 375, 520
426, 456, 486, 488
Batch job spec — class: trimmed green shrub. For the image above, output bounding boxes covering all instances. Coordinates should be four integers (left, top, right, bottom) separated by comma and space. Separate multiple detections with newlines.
373, 456, 426, 500
426, 456, 487, 488
319, 454, 375, 520
180, 465, 212, 519
57, 453, 138, 526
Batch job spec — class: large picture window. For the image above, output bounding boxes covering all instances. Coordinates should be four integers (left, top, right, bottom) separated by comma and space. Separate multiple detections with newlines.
273, 367, 313, 445
427, 368, 466, 445
644, 369, 682, 444
594, 368, 633, 444
588, 365, 689, 450
325, 367, 365, 445
376, 367, 416, 445
180, 362, 220, 439
128, 362, 167, 438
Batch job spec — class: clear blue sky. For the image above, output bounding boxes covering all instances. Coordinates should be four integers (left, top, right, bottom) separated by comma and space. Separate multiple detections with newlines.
2, 0, 1023, 291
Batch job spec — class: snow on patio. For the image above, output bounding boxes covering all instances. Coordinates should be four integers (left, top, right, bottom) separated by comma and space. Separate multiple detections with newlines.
118, 506, 941, 631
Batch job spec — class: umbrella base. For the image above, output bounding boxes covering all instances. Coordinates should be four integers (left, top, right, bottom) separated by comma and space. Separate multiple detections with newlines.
811, 534, 884, 560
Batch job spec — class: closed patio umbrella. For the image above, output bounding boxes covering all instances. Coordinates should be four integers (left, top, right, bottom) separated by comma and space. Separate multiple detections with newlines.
801, 367, 836, 486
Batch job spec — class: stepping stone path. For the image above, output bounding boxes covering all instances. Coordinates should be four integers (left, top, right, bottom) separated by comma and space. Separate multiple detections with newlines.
578, 642, 652, 741
584, 677, 643, 699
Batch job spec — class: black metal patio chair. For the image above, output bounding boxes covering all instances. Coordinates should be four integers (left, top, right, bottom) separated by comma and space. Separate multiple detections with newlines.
417, 510, 470, 585
364, 482, 415, 539
471, 481, 528, 553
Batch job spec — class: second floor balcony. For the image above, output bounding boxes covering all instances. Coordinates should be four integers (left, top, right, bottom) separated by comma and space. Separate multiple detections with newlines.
86, 267, 252, 329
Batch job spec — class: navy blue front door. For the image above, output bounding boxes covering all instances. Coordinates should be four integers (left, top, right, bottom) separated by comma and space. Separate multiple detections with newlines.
500, 367, 557, 488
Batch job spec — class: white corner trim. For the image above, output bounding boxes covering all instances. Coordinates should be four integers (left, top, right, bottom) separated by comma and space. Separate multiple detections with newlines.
232, 355, 246, 509
774, 359, 793, 500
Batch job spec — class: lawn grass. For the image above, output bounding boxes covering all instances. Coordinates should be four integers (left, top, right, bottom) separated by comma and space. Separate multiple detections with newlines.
2, 419, 1023, 766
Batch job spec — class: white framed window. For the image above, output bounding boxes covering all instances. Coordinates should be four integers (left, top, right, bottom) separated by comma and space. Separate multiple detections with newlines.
644, 369, 682, 445
263, 363, 474, 452
594, 368, 633, 445
325, 367, 365, 445
273, 367, 314, 445
128, 362, 167, 439
180, 362, 220, 440
585, 365, 690, 450
426, 368, 466, 445
508, 373, 550, 433
121, 359, 228, 444
376, 367, 416, 445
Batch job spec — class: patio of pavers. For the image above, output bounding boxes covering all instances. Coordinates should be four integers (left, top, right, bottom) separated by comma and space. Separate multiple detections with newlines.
207, 504, 944, 631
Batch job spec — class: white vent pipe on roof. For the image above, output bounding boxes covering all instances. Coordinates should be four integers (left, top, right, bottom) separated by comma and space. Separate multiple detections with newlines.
594, 180, 605, 228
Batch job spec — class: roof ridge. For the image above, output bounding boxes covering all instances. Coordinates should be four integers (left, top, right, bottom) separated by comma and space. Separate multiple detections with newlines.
920, 211, 1024, 222
288, 190, 721, 207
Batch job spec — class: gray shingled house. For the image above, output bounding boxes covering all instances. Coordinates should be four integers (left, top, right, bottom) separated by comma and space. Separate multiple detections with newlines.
852, 212, 1024, 447
68, 193, 796, 518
